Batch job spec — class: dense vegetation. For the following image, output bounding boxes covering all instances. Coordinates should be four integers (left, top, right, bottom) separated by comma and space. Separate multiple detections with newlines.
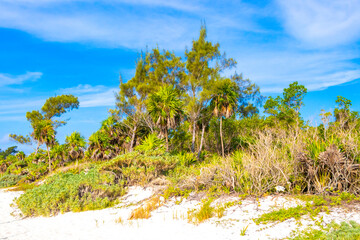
2, 26, 360, 220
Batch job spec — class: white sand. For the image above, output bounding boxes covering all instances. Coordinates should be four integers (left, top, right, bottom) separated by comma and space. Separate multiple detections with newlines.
1, 187, 360, 240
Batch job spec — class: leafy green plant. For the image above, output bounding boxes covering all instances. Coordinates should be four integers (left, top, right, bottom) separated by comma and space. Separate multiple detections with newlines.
291, 221, 360, 240
102, 150, 178, 186
16, 168, 125, 216
177, 152, 197, 166
135, 133, 165, 153
0, 174, 24, 188
254, 205, 309, 225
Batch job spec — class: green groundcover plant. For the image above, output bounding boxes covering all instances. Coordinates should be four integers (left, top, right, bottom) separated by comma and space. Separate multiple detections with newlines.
16, 168, 125, 216
291, 221, 360, 240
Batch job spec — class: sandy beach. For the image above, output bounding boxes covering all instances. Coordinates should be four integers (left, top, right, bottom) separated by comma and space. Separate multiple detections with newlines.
2, 187, 360, 240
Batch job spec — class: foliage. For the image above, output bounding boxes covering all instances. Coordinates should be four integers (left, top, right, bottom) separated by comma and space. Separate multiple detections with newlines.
255, 194, 360, 225
264, 81, 307, 126
0, 174, 24, 188
66, 131, 86, 161
147, 86, 183, 150
101, 150, 178, 185
87, 116, 127, 161
291, 221, 360, 240
41, 94, 79, 120
16, 168, 125, 216
10, 94, 79, 174
254, 205, 311, 225
135, 133, 166, 153
0, 146, 18, 159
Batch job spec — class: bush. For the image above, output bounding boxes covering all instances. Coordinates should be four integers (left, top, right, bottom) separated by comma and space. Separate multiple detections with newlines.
291, 221, 360, 240
101, 150, 178, 185
16, 168, 125, 216
0, 174, 24, 188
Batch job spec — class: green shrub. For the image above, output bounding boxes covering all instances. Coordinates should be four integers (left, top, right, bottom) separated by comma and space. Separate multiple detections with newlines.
16, 168, 125, 216
135, 133, 165, 153
101, 150, 178, 185
254, 205, 309, 225
291, 221, 360, 240
255, 194, 359, 225
0, 174, 24, 188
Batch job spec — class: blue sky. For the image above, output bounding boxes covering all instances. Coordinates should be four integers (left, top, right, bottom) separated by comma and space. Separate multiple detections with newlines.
1, 0, 360, 152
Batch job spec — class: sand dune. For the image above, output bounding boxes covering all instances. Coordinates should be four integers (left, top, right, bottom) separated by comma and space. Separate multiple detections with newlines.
1, 188, 360, 240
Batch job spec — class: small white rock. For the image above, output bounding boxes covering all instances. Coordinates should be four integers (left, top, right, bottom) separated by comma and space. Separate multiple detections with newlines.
275, 186, 285, 192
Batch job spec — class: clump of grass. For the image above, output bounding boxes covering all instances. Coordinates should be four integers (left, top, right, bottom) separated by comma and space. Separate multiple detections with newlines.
188, 198, 215, 224
240, 224, 249, 236
16, 168, 125, 216
115, 216, 124, 224
290, 221, 360, 240
215, 204, 226, 218
128, 196, 161, 220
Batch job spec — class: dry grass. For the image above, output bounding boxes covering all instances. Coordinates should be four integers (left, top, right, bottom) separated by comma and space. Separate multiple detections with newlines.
187, 198, 215, 224
241, 128, 303, 195
115, 216, 124, 224
128, 196, 162, 220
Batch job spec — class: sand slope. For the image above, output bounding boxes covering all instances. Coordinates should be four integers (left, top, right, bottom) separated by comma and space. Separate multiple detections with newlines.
1, 188, 360, 240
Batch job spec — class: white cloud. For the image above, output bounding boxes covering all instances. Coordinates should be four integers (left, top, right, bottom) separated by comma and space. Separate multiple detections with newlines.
277, 0, 360, 47
0, 99, 44, 112
0, 0, 266, 50
233, 47, 360, 93
78, 88, 117, 108
0, 72, 42, 87
0, 1, 360, 94
0, 1, 196, 50
57, 84, 117, 107
0, 134, 10, 144
59, 84, 109, 94
0, 84, 116, 125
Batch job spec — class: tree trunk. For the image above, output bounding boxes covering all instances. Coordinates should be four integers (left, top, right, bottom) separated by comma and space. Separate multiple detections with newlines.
129, 125, 137, 152
35, 141, 40, 155
47, 145, 52, 174
191, 120, 196, 153
165, 130, 169, 151
197, 124, 206, 160
220, 117, 224, 158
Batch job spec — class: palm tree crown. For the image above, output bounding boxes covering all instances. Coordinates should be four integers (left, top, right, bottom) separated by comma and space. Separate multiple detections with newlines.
147, 86, 183, 150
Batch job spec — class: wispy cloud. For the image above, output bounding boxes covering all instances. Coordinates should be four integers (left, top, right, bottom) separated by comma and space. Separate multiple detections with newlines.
0, 0, 266, 50
0, 134, 10, 144
0, 72, 42, 87
0, 0, 360, 94
277, 0, 360, 47
59, 84, 109, 94
79, 88, 117, 108
0, 84, 116, 124
57, 84, 117, 107
231, 45, 360, 93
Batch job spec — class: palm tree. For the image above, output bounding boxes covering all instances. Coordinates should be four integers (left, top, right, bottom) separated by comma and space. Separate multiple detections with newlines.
88, 131, 111, 160
32, 119, 56, 173
50, 144, 67, 166
147, 86, 183, 151
66, 131, 86, 161
210, 78, 239, 157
